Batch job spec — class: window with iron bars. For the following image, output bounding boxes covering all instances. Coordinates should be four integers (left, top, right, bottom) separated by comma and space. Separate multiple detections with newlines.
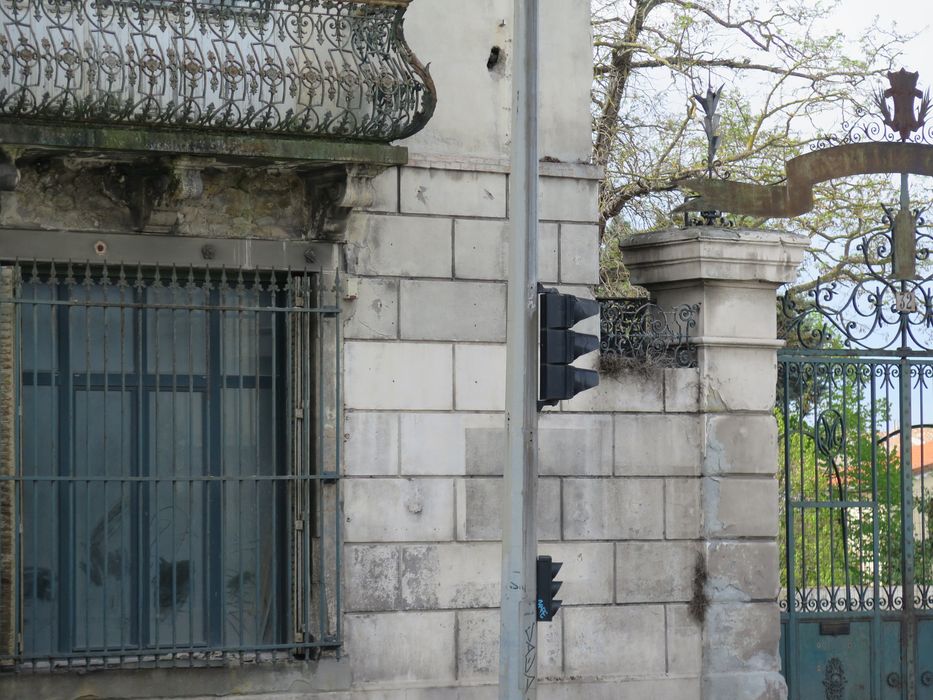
0, 261, 341, 670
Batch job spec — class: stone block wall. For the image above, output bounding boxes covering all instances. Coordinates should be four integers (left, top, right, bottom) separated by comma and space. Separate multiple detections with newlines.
339, 160, 672, 696
341, 178, 707, 694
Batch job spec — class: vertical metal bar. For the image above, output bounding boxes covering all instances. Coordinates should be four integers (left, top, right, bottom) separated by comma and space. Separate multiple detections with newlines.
305, 274, 313, 645
212, 270, 226, 649
60, 266, 74, 661
253, 275, 262, 651
270, 273, 281, 660
284, 273, 294, 651
797, 363, 806, 609
118, 268, 128, 657
136, 268, 147, 656
316, 274, 326, 643
236, 275, 244, 653
102, 271, 110, 656
206, 273, 216, 651
499, 0, 540, 696
8, 268, 21, 660
782, 360, 798, 699
841, 361, 852, 609
152, 268, 161, 658
900, 324, 917, 698
871, 362, 882, 700
334, 267, 342, 645
83, 271, 91, 659
170, 268, 178, 656
813, 361, 821, 611
920, 364, 928, 612
186, 267, 195, 661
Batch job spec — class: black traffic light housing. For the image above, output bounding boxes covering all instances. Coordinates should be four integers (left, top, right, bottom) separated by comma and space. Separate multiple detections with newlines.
538, 285, 600, 410
536, 555, 562, 622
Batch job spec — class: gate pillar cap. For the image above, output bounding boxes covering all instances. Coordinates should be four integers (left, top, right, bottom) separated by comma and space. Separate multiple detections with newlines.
619, 226, 808, 288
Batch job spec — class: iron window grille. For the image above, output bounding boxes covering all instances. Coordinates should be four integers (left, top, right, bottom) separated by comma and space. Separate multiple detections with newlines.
0, 261, 341, 670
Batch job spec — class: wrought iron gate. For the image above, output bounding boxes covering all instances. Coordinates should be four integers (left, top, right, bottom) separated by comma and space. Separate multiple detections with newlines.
778, 218, 933, 699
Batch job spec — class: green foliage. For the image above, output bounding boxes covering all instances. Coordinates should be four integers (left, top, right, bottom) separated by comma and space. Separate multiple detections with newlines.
778, 359, 905, 594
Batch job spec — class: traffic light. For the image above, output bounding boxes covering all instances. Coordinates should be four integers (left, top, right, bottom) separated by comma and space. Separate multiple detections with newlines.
535, 555, 562, 622
538, 286, 600, 409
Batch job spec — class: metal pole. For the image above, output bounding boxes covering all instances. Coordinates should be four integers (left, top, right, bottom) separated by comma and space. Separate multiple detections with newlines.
899, 172, 917, 699
498, 0, 539, 698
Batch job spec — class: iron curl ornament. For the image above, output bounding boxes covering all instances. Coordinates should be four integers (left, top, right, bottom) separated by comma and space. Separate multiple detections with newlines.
780, 210, 933, 353
0, 0, 436, 141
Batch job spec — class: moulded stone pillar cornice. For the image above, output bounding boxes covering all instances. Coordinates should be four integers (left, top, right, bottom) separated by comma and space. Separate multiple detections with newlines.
619, 226, 809, 288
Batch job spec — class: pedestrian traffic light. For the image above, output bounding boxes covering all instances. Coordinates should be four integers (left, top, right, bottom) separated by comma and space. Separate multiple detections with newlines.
535, 555, 562, 622
538, 286, 600, 409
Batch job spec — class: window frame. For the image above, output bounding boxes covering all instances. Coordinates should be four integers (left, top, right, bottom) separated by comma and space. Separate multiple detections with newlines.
0, 259, 342, 670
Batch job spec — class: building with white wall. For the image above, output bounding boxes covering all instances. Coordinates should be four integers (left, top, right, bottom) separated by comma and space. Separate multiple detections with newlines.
0, 1, 793, 698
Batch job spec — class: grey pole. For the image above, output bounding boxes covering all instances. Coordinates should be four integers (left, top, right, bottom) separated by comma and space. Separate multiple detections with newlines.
498, 0, 539, 698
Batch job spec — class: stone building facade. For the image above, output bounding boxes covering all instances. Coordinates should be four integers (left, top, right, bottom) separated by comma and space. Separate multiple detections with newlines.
0, 1, 801, 699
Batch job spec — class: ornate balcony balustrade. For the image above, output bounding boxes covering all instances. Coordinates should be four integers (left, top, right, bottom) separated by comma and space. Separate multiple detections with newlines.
0, 0, 435, 144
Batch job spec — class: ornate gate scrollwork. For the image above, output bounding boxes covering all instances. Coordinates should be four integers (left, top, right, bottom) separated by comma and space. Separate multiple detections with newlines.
823, 657, 847, 700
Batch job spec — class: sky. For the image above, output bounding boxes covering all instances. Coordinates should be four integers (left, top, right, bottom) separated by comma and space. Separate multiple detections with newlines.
827, 1, 931, 79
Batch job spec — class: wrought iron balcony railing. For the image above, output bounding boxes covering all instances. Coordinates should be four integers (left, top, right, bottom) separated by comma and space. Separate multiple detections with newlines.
0, 0, 434, 144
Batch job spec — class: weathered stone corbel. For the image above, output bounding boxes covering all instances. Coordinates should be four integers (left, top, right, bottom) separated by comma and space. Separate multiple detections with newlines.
112, 157, 204, 232
0, 148, 20, 192
167, 157, 205, 202
306, 164, 384, 239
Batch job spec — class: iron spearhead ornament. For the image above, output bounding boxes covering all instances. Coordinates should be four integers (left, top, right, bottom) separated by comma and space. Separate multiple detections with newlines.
693, 85, 723, 177
876, 68, 932, 141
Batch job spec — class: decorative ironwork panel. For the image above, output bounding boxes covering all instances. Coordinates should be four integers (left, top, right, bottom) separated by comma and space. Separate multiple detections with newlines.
598, 298, 698, 369
0, 0, 435, 141
779, 212, 933, 353
823, 657, 846, 700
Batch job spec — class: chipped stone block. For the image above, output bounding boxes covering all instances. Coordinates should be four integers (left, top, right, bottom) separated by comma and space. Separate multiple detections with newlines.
563, 478, 663, 540
666, 478, 701, 540
563, 605, 665, 676
538, 413, 612, 477
343, 278, 399, 341
665, 367, 700, 413
707, 541, 780, 602
539, 176, 598, 223
559, 224, 598, 285
457, 609, 561, 681
400, 413, 502, 476
666, 603, 702, 676
704, 602, 782, 673
400, 280, 506, 342
343, 478, 454, 542
705, 413, 779, 476
453, 220, 559, 283
455, 344, 506, 411
344, 611, 455, 684
705, 476, 779, 538
538, 542, 614, 605
456, 478, 560, 541
345, 342, 452, 410
345, 544, 400, 612
344, 412, 399, 477
616, 541, 700, 603
347, 214, 452, 278
400, 543, 500, 609
401, 168, 507, 218
614, 414, 700, 476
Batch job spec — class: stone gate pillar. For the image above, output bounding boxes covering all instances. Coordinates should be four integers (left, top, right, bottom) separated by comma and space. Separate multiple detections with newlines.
620, 226, 808, 700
